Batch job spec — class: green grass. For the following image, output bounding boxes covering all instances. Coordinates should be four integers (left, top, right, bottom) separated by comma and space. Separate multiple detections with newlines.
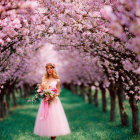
0, 88, 140, 140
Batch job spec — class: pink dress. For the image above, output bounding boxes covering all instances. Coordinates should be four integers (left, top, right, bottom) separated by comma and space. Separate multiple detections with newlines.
33, 81, 71, 137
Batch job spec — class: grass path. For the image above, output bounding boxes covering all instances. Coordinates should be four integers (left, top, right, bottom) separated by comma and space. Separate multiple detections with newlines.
0, 88, 140, 140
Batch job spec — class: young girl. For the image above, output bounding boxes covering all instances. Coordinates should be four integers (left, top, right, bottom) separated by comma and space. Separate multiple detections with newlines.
33, 63, 71, 140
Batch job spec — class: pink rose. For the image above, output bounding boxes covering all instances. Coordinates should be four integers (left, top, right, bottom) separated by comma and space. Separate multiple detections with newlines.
40, 85, 44, 92
51, 88, 57, 93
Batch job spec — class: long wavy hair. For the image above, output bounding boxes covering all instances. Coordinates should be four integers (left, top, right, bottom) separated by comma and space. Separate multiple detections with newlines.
42, 63, 59, 83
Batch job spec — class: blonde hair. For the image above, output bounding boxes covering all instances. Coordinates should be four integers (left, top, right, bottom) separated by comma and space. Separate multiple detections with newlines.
41, 63, 59, 84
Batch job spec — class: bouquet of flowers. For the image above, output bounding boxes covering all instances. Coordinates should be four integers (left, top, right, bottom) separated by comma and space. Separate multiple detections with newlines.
27, 84, 58, 104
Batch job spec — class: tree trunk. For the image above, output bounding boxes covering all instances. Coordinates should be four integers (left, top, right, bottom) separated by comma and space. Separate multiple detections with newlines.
87, 86, 92, 104
129, 95, 139, 134
117, 86, 129, 126
23, 84, 29, 97
79, 85, 82, 96
3, 101, 8, 116
67, 83, 71, 90
109, 84, 116, 121
6, 92, 10, 109
101, 88, 107, 112
80, 85, 86, 101
12, 91, 17, 106
6, 88, 11, 109
76, 85, 79, 95
73, 85, 77, 94
93, 88, 98, 107
71, 84, 76, 94
0, 92, 5, 118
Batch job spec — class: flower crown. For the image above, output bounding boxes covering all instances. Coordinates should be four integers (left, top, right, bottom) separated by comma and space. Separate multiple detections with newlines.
46, 62, 55, 68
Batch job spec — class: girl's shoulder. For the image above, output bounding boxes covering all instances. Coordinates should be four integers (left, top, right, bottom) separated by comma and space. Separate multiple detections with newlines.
56, 79, 60, 83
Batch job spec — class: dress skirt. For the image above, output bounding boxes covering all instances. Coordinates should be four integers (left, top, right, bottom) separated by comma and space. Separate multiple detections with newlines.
33, 96, 71, 137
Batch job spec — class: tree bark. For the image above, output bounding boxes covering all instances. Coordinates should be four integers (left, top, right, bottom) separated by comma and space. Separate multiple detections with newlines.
80, 85, 86, 101
108, 84, 116, 121
99, 82, 107, 112
129, 95, 139, 134
76, 85, 79, 95
71, 84, 77, 94
117, 85, 129, 126
0, 92, 5, 118
86, 86, 92, 104
12, 91, 17, 106
93, 88, 98, 107
6, 91, 11, 109
3, 101, 8, 116
23, 83, 29, 97
101, 87, 107, 112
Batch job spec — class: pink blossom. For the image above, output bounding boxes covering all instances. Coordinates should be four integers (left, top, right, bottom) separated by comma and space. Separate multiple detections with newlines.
135, 96, 140, 101
0, 39, 4, 46
6, 37, 11, 43
133, 67, 140, 74
20, 1, 38, 9
109, 22, 123, 38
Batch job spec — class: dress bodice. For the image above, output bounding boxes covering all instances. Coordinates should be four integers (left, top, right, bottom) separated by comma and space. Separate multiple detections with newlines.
48, 81, 57, 89
42, 80, 57, 89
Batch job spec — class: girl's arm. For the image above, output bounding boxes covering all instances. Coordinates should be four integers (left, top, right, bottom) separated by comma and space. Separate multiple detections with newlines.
56, 79, 61, 96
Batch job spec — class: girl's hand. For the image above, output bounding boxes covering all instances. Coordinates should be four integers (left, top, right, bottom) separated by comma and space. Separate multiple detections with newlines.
44, 98, 47, 102
55, 93, 59, 97
44, 96, 50, 102
50, 94, 58, 100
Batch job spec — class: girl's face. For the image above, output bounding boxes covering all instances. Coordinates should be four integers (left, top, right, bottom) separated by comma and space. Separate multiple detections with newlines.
46, 65, 53, 75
